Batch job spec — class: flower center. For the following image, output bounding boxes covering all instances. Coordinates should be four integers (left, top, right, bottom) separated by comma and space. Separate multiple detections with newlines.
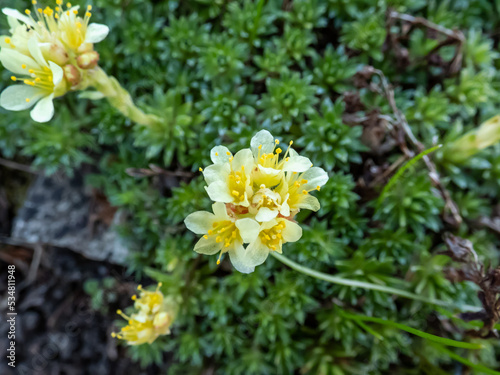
228, 165, 247, 203
252, 186, 281, 211
205, 220, 240, 250
259, 221, 286, 251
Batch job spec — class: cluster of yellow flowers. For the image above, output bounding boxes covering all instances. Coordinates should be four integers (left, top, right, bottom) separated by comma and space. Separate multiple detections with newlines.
185, 130, 329, 273
112, 284, 177, 346
0, 1, 108, 122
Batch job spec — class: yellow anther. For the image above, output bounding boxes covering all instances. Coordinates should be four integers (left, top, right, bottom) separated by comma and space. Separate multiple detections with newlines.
87, 5, 92, 10
229, 156, 234, 162
55, 13, 59, 18
55, 6, 60, 11
111, 332, 116, 337
293, 172, 297, 175
116, 309, 122, 314
226, 151, 231, 156
10, 76, 16, 81
76, 22, 82, 28
28, 69, 34, 74
38, 8, 43, 13
199, 167, 203, 172
215, 152, 219, 156
73, 9, 78, 14
217, 259, 221, 265
66, 11, 70, 15
301, 179, 308, 184
275, 139, 279, 144
207, 229, 213, 235
32, 0, 37, 4
86, 12, 91, 17
285, 157, 290, 161
258, 145, 262, 149
131, 295, 137, 300
56, 0, 63, 4
295, 181, 300, 187
35, 78, 41, 82
216, 236, 222, 243
158, 282, 163, 287
22, 64, 26, 69
316, 186, 321, 191
232, 190, 239, 197
137, 285, 142, 290
289, 140, 293, 146
276, 148, 282, 154
302, 190, 308, 195
203, 235, 208, 239
5, 37, 11, 44
66, 2, 72, 7
25, 98, 30, 102
24, 80, 35, 86
25, 9, 31, 14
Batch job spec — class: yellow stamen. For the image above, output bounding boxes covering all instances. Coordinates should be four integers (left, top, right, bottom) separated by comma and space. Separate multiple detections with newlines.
11, 76, 16, 81
131, 295, 137, 300
316, 186, 321, 191
302, 190, 308, 195
215, 152, 219, 156
22, 64, 27, 69
226, 151, 231, 156
25, 9, 31, 14
5, 37, 11, 44
56, 0, 63, 4
28, 69, 34, 74
66, 2, 72, 8
276, 148, 282, 154
73, 10, 78, 14
275, 139, 279, 144
87, 5, 92, 10
32, 0, 37, 4
85, 12, 91, 17
38, 8, 43, 13
199, 167, 203, 172
25, 98, 30, 102
76, 21, 82, 28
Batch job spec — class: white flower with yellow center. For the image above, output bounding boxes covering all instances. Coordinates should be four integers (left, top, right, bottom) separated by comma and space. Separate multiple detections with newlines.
285, 167, 329, 212
0, 38, 64, 122
244, 218, 302, 267
202, 146, 254, 207
250, 129, 313, 187
112, 283, 177, 346
249, 184, 290, 222
184, 202, 260, 273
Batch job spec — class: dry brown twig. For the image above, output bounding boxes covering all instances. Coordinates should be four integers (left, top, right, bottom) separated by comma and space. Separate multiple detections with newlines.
357, 66, 462, 226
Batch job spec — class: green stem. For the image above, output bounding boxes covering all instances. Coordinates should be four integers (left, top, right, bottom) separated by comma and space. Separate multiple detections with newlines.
340, 310, 482, 349
430, 343, 500, 375
88, 67, 161, 127
270, 252, 480, 311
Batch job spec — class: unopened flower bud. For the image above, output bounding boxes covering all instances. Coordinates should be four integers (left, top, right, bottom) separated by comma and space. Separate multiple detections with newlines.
40, 43, 69, 66
63, 64, 81, 86
77, 51, 100, 70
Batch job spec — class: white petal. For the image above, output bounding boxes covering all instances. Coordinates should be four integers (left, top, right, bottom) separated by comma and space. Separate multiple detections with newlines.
245, 238, 270, 267
283, 155, 312, 172
228, 244, 256, 274
232, 148, 254, 171
210, 145, 232, 164
184, 211, 215, 234
28, 37, 47, 68
255, 207, 278, 222
281, 220, 302, 243
194, 236, 221, 255
0, 47, 39, 74
251, 130, 275, 158
49, 61, 63, 86
85, 23, 109, 44
280, 197, 290, 217
203, 163, 229, 185
205, 181, 233, 203
2, 8, 35, 26
0, 85, 43, 111
30, 94, 54, 123
212, 202, 229, 220
295, 195, 320, 211
235, 218, 260, 243
7, 16, 20, 31
302, 167, 329, 191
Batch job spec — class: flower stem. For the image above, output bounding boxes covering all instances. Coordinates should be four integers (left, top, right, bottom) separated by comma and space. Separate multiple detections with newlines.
339, 310, 482, 349
88, 68, 161, 127
270, 252, 480, 311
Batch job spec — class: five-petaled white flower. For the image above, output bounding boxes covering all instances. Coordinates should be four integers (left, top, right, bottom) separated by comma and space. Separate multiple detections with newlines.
185, 202, 261, 273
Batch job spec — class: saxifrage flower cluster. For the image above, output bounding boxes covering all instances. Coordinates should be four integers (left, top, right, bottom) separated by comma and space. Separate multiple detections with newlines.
0, 1, 109, 122
185, 130, 329, 273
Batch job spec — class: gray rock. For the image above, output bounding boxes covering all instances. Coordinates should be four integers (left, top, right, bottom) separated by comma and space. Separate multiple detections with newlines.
12, 173, 129, 265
